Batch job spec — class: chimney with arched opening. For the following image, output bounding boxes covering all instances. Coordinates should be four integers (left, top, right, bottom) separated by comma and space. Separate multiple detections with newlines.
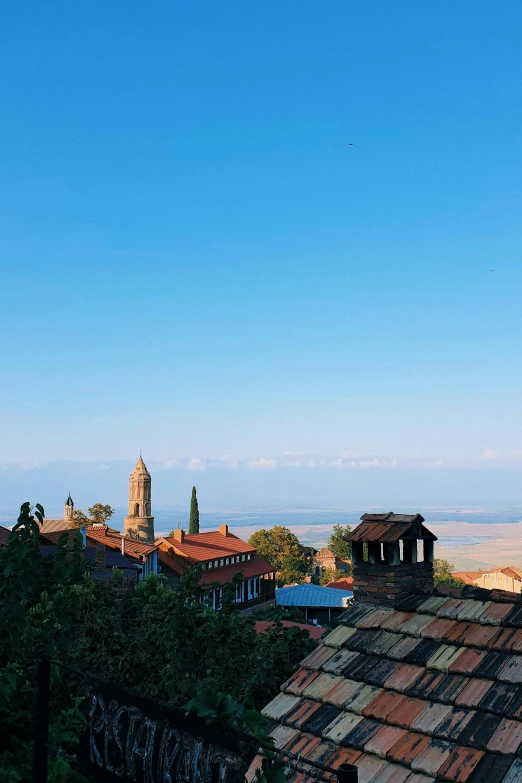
348, 512, 436, 607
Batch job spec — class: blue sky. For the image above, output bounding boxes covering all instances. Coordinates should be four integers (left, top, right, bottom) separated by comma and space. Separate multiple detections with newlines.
1, 2, 521, 509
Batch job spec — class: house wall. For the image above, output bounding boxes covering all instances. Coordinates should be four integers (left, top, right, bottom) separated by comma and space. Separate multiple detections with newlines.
472, 572, 522, 594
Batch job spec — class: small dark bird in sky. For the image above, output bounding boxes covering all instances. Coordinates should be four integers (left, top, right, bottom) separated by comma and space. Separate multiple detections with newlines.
348, 143, 354, 146
490, 269, 494, 272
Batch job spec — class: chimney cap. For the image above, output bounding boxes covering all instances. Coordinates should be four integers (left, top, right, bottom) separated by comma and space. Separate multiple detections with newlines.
350, 512, 436, 544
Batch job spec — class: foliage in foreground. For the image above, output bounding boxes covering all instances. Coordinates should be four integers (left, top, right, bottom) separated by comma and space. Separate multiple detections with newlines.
0, 503, 316, 781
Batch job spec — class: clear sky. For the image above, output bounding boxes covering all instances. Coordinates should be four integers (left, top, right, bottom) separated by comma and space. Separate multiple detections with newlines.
1, 2, 521, 508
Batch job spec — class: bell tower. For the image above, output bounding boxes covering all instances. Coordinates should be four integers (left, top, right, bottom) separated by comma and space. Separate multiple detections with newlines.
64, 493, 74, 524
123, 456, 155, 543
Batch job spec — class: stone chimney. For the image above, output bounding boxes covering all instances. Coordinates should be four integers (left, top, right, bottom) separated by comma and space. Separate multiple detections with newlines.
348, 512, 436, 608
219, 524, 229, 537
173, 529, 185, 543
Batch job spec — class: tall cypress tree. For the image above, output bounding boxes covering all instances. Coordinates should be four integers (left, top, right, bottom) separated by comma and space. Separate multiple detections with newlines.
189, 486, 200, 534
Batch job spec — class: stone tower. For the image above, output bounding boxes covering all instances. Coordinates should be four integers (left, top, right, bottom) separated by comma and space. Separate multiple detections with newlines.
64, 493, 74, 524
123, 456, 155, 543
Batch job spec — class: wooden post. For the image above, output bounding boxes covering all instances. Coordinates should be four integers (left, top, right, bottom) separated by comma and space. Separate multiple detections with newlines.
33, 658, 51, 783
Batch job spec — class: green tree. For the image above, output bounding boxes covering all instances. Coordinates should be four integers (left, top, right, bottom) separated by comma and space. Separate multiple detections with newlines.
249, 527, 309, 587
71, 508, 90, 527
433, 558, 466, 587
88, 503, 115, 524
0, 502, 316, 781
328, 524, 352, 559
319, 567, 338, 586
189, 486, 200, 534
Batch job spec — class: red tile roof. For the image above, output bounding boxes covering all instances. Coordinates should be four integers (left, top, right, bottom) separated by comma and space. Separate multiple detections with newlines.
85, 526, 156, 559
261, 583, 522, 783
255, 621, 324, 640
157, 530, 255, 563
156, 549, 189, 577
198, 555, 274, 585
326, 578, 354, 591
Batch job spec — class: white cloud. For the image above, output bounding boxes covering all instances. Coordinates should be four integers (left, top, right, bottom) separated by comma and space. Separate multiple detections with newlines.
247, 458, 277, 471
481, 449, 500, 460
284, 460, 302, 467
306, 460, 316, 468
283, 451, 305, 457
163, 459, 180, 469
220, 455, 238, 469
187, 458, 206, 471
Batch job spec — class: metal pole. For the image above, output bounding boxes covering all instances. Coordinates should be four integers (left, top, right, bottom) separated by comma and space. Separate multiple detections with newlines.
33, 658, 51, 783
337, 762, 358, 783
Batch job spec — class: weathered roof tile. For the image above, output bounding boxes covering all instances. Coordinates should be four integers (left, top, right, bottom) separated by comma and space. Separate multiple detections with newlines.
322, 625, 357, 648
448, 648, 487, 676
283, 668, 320, 696
457, 712, 502, 750
503, 689, 522, 720
478, 682, 519, 716
396, 594, 432, 613
387, 697, 427, 729
262, 692, 301, 720
486, 718, 522, 755
498, 656, 522, 685
342, 717, 383, 749
366, 631, 403, 656
346, 629, 383, 653
344, 684, 383, 715
421, 618, 458, 642
455, 679, 494, 709
426, 645, 464, 673
388, 732, 431, 765
405, 639, 444, 666
410, 702, 453, 736
321, 711, 362, 743
402, 614, 437, 638
338, 603, 375, 627
301, 704, 342, 734
468, 753, 513, 783
410, 738, 455, 776
368, 762, 412, 783
388, 636, 423, 662
417, 596, 450, 615
502, 605, 522, 629
381, 611, 415, 633
300, 645, 337, 671
430, 674, 469, 704
355, 607, 395, 629
342, 653, 377, 681
322, 648, 360, 675
437, 746, 485, 782
486, 627, 522, 654
365, 659, 402, 687
437, 600, 469, 621
302, 672, 339, 701
284, 699, 323, 729
465, 624, 498, 649
456, 601, 490, 623
385, 664, 425, 693
407, 670, 446, 699
323, 677, 361, 708
363, 690, 406, 720
435, 708, 476, 742
474, 651, 510, 679
353, 753, 388, 783
480, 603, 515, 626
502, 758, 522, 783
268, 724, 299, 748
364, 725, 408, 758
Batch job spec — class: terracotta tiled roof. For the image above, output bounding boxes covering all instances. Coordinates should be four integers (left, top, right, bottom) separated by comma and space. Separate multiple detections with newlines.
85, 527, 156, 559
157, 531, 255, 563
198, 556, 274, 585
261, 583, 522, 782
38, 519, 75, 534
326, 578, 355, 591
157, 549, 189, 577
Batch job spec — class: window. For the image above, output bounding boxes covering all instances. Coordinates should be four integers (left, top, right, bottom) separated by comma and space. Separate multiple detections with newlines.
225, 558, 230, 565
208, 561, 213, 569
214, 561, 218, 568
242, 555, 246, 562
220, 559, 224, 567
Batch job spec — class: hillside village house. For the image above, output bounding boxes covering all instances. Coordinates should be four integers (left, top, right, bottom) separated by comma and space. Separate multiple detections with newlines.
310, 547, 351, 580
453, 565, 522, 595
156, 525, 276, 610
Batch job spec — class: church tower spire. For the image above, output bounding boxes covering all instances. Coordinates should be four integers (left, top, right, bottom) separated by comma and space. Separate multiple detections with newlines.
123, 456, 154, 543
64, 493, 74, 523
